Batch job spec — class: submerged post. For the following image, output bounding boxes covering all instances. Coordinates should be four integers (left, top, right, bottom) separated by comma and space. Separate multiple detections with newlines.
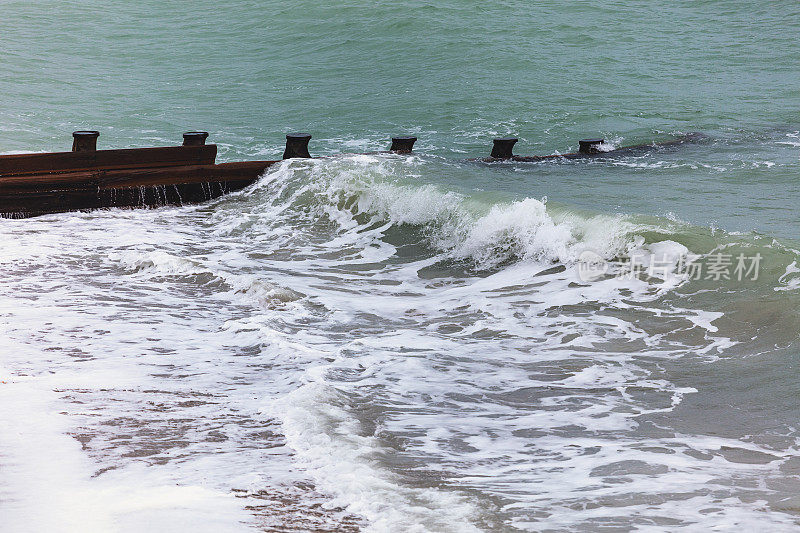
183, 131, 209, 146
390, 136, 417, 153
283, 133, 312, 159
579, 138, 604, 154
72, 131, 100, 152
491, 137, 518, 159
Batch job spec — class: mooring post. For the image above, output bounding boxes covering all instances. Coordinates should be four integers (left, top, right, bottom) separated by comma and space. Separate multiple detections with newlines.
283, 133, 312, 159
72, 131, 100, 152
578, 138, 604, 154
183, 131, 209, 146
390, 136, 417, 153
491, 137, 518, 159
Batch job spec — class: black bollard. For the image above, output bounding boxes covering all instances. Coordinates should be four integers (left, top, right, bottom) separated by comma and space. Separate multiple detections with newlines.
390, 136, 417, 153
283, 133, 312, 159
183, 131, 209, 146
578, 138, 604, 154
72, 130, 100, 152
491, 137, 518, 159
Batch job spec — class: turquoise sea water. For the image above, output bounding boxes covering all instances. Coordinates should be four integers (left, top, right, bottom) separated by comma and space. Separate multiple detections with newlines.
2, 1, 799, 234
2, 2, 800, 531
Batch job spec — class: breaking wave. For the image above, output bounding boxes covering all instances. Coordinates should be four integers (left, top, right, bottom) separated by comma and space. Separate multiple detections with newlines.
6, 153, 800, 532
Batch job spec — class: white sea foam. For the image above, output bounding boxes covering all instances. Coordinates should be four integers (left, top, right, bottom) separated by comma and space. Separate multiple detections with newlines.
0, 366, 252, 533
777, 132, 800, 148
265, 382, 481, 533
776, 260, 800, 291
111, 249, 305, 307
248, 156, 641, 271
2, 153, 798, 532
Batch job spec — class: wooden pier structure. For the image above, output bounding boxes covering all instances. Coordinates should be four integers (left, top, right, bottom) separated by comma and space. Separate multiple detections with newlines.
0, 131, 280, 218
0, 128, 702, 218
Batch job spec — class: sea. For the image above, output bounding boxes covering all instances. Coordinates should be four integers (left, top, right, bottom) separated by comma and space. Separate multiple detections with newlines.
1, 1, 800, 531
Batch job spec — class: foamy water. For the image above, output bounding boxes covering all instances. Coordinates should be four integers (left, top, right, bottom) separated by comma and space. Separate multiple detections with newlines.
3, 154, 800, 531
2, 0, 800, 529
